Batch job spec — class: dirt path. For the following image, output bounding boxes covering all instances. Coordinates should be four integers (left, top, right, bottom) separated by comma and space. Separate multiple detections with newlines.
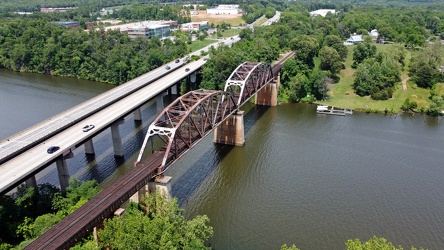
402, 76, 410, 90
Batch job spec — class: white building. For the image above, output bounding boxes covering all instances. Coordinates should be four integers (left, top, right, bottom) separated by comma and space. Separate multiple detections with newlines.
344, 35, 364, 45
206, 5, 242, 15
309, 9, 336, 17
369, 29, 379, 37
180, 21, 209, 32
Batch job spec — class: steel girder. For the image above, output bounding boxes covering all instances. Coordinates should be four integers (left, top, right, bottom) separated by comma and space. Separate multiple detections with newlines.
136, 61, 276, 174
136, 89, 238, 173
224, 62, 274, 106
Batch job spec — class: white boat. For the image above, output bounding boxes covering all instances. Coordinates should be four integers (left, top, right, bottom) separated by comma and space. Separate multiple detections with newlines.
316, 105, 352, 116
316, 105, 329, 111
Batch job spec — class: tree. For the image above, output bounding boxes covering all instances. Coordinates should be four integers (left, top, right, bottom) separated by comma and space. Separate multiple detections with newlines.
352, 42, 377, 68
353, 57, 400, 99
97, 191, 213, 249
281, 244, 300, 250
409, 42, 444, 88
289, 35, 318, 68
319, 46, 344, 77
323, 35, 348, 61
346, 236, 425, 250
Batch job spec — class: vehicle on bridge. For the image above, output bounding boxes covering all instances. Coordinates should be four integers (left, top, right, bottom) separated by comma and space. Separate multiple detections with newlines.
82, 124, 95, 132
46, 146, 60, 154
165, 65, 171, 70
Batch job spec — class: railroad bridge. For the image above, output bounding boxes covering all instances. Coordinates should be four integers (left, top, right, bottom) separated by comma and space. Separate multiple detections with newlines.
25, 51, 294, 250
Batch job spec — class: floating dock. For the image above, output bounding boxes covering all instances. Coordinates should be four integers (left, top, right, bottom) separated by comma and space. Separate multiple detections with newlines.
316, 105, 353, 116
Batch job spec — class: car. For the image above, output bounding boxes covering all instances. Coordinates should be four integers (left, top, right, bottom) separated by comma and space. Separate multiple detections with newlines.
82, 124, 95, 132
175, 59, 180, 63
231, 37, 234, 40
47, 146, 60, 154
185, 68, 190, 72
165, 65, 171, 70
203, 57, 207, 61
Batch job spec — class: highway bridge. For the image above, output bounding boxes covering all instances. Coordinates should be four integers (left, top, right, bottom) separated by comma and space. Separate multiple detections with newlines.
24, 51, 294, 249
0, 36, 243, 196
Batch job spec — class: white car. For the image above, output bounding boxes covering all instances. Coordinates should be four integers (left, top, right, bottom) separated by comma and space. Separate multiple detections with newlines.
82, 124, 95, 132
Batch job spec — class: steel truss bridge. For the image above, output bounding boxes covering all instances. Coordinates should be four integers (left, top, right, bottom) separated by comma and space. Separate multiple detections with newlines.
25, 51, 294, 250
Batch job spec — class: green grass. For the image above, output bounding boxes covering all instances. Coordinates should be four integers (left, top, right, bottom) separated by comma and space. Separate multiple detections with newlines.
253, 16, 268, 27
317, 43, 434, 113
189, 38, 218, 52
218, 28, 242, 38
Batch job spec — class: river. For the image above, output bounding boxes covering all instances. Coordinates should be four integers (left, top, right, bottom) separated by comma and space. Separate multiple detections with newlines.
1, 70, 444, 249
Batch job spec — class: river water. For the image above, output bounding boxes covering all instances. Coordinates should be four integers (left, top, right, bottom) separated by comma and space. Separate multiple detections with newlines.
1, 70, 444, 250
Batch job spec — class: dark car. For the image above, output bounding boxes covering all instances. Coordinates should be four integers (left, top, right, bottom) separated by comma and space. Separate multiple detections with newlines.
47, 146, 60, 154
175, 59, 180, 63
165, 65, 171, 70
185, 68, 190, 72
82, 124, 95, 132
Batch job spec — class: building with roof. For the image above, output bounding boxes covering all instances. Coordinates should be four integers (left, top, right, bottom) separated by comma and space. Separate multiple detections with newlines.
101, 21, 176, 39
369, 29, 379, 37
55, 21, 80, 28
206, 4, 242, 15
344, 35, 364, 45
309, 9, 336, 17
180, 21, 209, 32
127, 24, 170, 39
41, 7, 77, 13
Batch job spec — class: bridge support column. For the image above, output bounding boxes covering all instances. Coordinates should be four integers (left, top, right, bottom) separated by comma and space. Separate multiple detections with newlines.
111, 119, 124, 157
190, 71, 197, 83
169, 83, 179, 95
84, 139, 95, 155
213, 110, 245, 146
156, 94, 165, 115
255, 82, 278, 106
25, 176, 38, 190
129, 176, 172, 203
133, 108, 142, 121
56, 151, 74, 195
149, 175, 172, 200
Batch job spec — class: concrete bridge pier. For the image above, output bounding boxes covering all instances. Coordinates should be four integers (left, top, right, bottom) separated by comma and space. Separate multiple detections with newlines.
111, 119, 125, 157
133, 108, 142, 121
168, 82, 180, 96
84, 139, 95, 155
25, 176, 38, 190
190, 71, 197, 83
255, 73, 280, 106
213, 110, 245, 146
129, 175, 172, 203
56, 151, 74, 195
156, 93, 166, 115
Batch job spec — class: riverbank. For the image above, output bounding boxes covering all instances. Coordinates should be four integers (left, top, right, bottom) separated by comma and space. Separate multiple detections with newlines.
317, 43, 443, 115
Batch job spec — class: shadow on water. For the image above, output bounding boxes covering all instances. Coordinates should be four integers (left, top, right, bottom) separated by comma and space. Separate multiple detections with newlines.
173, 103, 270, 205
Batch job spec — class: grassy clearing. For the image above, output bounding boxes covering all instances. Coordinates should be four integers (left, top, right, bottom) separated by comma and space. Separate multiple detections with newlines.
189, 39, 218, 52
253, 16, 268, 27
318, 43, 433, 113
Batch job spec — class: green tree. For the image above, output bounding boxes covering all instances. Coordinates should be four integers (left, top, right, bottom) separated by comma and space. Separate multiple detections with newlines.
346, 236, 425, 250
352, 42, 377, 68
409, 42, 444, 88
319, 46, 344, 77
281, 244, 300, 250
289, 35, 318, 68
323, 35, 348, 61
97, 191, 213, 249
